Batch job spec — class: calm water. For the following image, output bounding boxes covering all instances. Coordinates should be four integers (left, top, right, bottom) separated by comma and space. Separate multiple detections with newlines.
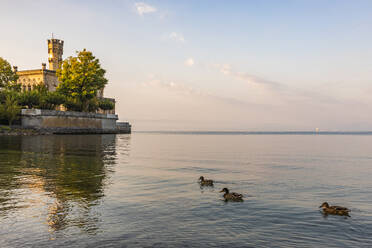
1, 133, 372, 247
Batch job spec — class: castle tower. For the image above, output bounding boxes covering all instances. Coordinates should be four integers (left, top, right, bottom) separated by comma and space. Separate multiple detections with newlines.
47, 38, 64, 71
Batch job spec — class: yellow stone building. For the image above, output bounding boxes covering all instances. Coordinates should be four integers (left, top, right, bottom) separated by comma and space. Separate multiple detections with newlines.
16, 39, 64, 92
15, 38, 112, 113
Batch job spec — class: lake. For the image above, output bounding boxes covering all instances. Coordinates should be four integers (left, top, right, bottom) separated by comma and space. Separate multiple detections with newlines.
0, 133, 372, 247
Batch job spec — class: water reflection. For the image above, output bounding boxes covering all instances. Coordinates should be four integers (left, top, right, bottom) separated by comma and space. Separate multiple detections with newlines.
1, 134, 371, 247
0, 135, 128, 235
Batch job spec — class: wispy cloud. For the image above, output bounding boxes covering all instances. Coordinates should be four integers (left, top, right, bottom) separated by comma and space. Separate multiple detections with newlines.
134, 2, 157, 16
184, 58, 194, 67
141, 79, 250, 106
216, 64, 282, 89
142, 80, 199, 95
169, 32, 185, 43
214, 63, 346, 105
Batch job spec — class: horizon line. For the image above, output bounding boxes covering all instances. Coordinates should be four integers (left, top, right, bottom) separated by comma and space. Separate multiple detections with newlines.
133, 130, 372, 135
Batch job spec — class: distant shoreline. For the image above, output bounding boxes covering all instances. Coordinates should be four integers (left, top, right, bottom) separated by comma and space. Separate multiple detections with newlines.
135, 131, 372, 135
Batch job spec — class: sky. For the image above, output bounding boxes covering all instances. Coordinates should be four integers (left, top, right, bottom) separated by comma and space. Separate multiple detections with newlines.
1, 0, 372, 131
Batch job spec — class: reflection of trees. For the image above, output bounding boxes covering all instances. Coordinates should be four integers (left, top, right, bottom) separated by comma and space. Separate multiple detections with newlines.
22, 135, 118, 234
0, 134, 129, 235
0, 136, 23, 213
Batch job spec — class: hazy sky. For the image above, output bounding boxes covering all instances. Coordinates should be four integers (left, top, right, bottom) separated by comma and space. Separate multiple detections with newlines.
1, 0, 372, 131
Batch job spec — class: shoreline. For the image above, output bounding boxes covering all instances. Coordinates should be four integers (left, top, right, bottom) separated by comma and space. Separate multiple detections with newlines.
0, 126, 50, 136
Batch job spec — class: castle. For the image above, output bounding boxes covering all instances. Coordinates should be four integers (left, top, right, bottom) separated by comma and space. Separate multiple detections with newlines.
14, 38, 112, 113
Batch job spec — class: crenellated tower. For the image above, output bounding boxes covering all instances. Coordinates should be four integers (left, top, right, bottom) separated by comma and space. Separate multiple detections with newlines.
47, 38, 64, 71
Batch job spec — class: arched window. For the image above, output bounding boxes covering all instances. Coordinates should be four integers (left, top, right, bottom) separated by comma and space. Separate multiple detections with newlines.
28, 85, 31, 91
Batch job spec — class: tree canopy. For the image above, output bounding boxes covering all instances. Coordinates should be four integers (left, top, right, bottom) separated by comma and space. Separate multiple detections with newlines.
0, 57, 19, 90
56, 49, 108, 112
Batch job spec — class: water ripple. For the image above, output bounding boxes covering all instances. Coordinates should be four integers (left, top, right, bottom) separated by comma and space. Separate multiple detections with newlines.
1, 134, 372, 247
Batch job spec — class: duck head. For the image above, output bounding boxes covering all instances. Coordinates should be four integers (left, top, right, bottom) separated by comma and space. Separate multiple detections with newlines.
199, 176, 204, 181
220, 188, 229, 194
319, 202, 329, 209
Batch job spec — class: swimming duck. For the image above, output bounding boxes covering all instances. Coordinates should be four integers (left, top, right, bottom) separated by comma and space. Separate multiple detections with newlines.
199, 176, 214, 186
319, 202, 350, 216
220, 188, 243, 201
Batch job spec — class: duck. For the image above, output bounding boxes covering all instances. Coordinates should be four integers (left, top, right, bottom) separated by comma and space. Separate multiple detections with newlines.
319, 202, 350, 216
220, 188, 243, 201
198, 176, 214, 186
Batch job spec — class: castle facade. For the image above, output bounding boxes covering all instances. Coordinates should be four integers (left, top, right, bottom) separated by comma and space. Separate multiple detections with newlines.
15, 39, 64, 92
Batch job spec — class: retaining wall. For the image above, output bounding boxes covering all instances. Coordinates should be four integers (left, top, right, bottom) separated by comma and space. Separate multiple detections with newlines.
21, 109, 124, 134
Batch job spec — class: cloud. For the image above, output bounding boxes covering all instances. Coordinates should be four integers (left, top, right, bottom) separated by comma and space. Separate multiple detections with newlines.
121, 78, 286, 131
168, 32, 185, 43
214, 63, 351, 106
117, 73, 372, 131
216, 64, 282, 89
134, 2, 157, 16
142, 80, 199, 95
141, 79, 251, 106
184, 58, 194, 67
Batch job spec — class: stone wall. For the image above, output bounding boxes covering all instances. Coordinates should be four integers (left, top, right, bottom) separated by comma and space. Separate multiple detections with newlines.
116, 122, 132, 134
21, 109, 122, 134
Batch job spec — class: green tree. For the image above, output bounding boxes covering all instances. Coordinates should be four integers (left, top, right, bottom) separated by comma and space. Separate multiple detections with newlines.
0, 57, 19, 90
56, 49, 108, 112
0, 92, 21, 126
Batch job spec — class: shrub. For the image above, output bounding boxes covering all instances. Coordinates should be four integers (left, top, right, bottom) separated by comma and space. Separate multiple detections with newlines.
39, 91, 66, 110
87, 98, 99, 112
0, 93, 21, 126
98, 99, 114, 111
63, 97, 82, 112
18, 90, 41, 109
0, 125, 11, 132
63, 97, 101, 112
